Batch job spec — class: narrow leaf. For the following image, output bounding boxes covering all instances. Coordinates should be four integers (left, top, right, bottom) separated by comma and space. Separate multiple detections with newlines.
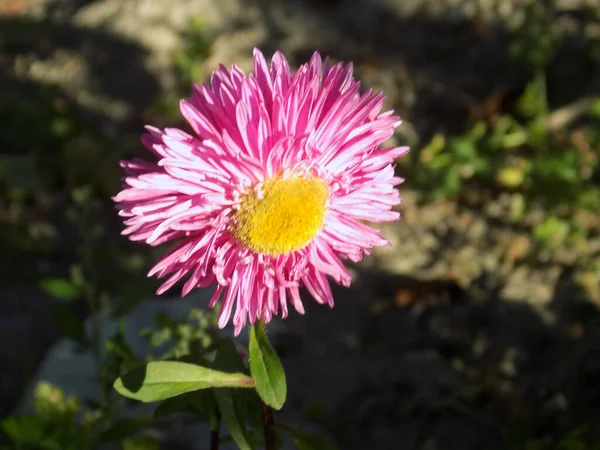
113, 361, 254, 403
249, 321, 287, 410
214, 388, 254, 450
212, 339, 262, 427
212, 339, 256, 448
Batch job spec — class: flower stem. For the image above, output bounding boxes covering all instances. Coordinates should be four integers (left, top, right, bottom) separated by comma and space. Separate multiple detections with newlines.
262, 401, 277, 450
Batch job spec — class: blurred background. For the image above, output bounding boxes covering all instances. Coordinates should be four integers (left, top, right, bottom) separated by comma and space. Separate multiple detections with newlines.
1, 0, 600, 449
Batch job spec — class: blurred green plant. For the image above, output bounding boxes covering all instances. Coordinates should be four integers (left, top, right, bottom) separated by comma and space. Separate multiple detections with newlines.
413, 83, 600, 210
509, 0, 561, 72
408, 0, 600, 263
173, 18, 213, 91
0, 381, 152, 450
141, 308, 219, 361
412, 86, 600, 262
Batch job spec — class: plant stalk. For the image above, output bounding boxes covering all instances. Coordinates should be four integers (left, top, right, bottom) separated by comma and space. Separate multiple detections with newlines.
262, 401, 277, 450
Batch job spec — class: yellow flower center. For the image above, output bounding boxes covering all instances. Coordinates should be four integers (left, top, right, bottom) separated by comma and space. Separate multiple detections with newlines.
232, 177, 328, 256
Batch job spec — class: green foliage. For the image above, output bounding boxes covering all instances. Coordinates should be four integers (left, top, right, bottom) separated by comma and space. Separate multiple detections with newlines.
534, 217, 571, 248
33, 382, 80, 423
105, 324, 138, 373
38, 278, 80, 301
1, 416, 47, 447
249, 321, 288, 411
212, 339, 263, 449
509, 0, 562, 70
213, 339, 262, 427
415, 82, 600, 209
414, 128, 492, 198
172, 17, 213, 99
140, 308, 219, 361
407, 0, 600, 271
113, 361, 255, 403
214, 387, 256, 450
0, 382, 118, 450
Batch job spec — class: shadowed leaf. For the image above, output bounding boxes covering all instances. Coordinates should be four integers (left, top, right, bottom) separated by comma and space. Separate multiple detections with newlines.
114, 361, 254, 403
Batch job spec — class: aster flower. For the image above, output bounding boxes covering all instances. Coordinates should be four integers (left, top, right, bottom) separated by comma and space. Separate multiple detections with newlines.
114, 48, 409, 335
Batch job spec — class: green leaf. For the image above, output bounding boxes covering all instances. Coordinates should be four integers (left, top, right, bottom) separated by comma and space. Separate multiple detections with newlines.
113, 361, 254, 403
39, 278, 79, 301
213, 339, 249, 423
212, 339, 262, 429
214, 388, 254, 450
278, 425, 338, 450
212, 339, 257, 445
1, 416, 46, 444
248, 321, 287, 410
98, 417, 152, 444
54, 305, 88, 344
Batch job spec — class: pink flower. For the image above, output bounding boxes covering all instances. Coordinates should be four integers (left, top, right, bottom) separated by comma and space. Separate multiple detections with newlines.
114, 48, 409, 335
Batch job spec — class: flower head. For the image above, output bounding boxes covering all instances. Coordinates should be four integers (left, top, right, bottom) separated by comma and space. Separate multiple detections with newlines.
114, 48, 409, 335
